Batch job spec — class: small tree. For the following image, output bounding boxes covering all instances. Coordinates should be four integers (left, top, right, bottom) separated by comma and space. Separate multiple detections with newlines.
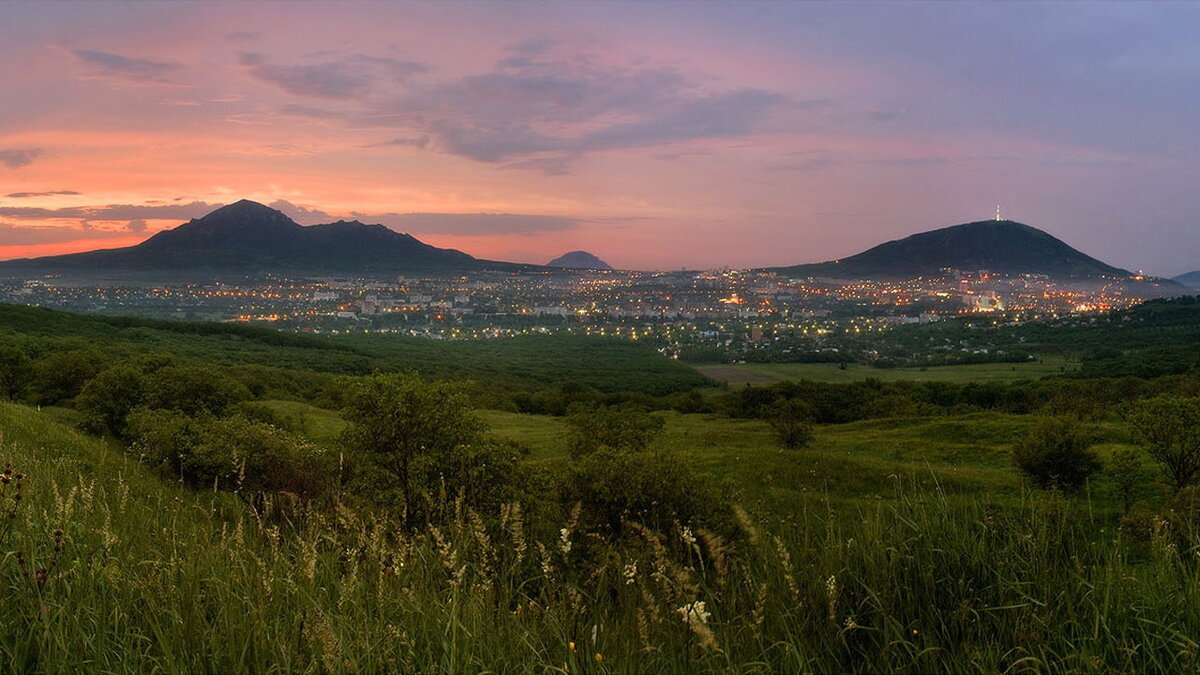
77, 365, 148, 437
340, 372, 485, 526
1107, 447, 1146, 515
1012, 416, 1100, 491
767, 398, 816, 449
1127, 396, 1200, 492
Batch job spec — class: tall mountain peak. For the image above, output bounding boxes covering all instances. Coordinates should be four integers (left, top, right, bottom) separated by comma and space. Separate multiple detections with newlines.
0, 199, 527, 277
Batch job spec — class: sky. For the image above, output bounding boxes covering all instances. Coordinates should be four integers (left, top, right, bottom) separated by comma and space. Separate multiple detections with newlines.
1, 1, 1198, 274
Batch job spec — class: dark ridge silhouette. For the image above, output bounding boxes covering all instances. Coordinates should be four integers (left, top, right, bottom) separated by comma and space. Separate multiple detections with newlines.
0, 199, 532, 276
546, 250, 613, 270
769, 219, 1132, 279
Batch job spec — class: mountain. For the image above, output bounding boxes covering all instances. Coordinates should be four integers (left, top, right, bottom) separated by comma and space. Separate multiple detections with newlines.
0, 200, 527, 277
546, 250, 613, 270
1174, 271, 1200, 288
769, 219, 1132, 279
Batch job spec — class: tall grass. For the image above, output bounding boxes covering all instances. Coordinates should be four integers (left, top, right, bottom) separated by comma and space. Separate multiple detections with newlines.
2, 403, 1199, 673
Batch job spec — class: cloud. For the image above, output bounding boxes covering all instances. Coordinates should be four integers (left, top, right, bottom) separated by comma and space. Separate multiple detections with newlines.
366, 135, 430, 148
126, 219, 148, 233
0, 201, 218, 222
0, 222, 129, 246
226, 31, 261, 42
70, 48, 183, 85
5, 190, 78, 198
268, 200, 334, 223
269, 199, 583, 235
377, 44, 791, 169
240, 52, 428, 100
249, 41, 791, 171
350, 212, 584, 236
577, 89, 788, 150
0, 148, 44, 169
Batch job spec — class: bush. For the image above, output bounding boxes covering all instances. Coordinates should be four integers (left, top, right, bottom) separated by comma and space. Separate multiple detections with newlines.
126, 407, 201, 477
145, 365, 251, 417
1012, 417, 1100, 491
126, 408, 330, 500
565, 405, 664, 458
191, 416, 332, 500
77, 365, 148, 437
29, 350, 106, 405
1126, 396, 1200, 491
766, 398, 816, 449
560, 406, 730, 535
564, 446, 730, 536
424, 439, 544, 517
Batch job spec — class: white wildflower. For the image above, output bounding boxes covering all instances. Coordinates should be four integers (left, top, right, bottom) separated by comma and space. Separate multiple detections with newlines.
622, 562, 637, 585
681, 527, 697, 547
677, 601, 711, 626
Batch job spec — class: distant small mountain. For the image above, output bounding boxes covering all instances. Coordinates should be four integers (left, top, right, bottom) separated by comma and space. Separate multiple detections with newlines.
0, 200, 529, 277
1174, 270, 1200, 288
547, 250, 612, 270
769, 219, 1132, 279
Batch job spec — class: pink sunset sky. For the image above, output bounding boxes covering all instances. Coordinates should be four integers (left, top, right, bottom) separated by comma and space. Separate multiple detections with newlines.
1, 1, 1198, 274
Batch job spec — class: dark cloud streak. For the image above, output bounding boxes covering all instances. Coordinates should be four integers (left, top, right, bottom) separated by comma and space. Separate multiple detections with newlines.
0, 149, 44, 169
5, 190, 79, 198
70, 48, 182, 84
241, 52, 428, 100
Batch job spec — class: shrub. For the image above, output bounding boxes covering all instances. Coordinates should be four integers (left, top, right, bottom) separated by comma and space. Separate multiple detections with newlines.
1126, 396, 1200, 491
560, 406, 729, 535
125, 407, 201, 477
1107, 447, 1147, 514
29, 350, 106, 405
565, 405, 664, 458
191, 416, 331, 500
145, 365, 251, 417
564, 446, 730, 536
766, 398, 816, 449
424, 439, 543, 517
77, 364, 148, 437
1012, 417, 1100, 491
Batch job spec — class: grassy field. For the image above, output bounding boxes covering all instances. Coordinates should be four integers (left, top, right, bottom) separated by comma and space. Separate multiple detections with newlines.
267, 402, 1144, 523
695, 357, 1077, 385
5, 400, 1197, 672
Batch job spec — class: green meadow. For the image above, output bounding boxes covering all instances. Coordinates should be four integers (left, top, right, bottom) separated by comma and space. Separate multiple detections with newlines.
4, 301, 1200, 672
3, 398, 1197, 673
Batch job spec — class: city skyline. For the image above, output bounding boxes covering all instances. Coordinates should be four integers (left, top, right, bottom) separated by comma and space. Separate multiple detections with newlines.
2, 2, 1199, 274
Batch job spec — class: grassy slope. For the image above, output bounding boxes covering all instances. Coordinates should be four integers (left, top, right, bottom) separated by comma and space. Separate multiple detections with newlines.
694, 357, 1076, 385
268, 402, 1143, 522
4, 401, 1195, 672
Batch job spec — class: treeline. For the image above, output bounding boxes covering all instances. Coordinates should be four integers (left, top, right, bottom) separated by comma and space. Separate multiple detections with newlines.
714, 375, 1200, 423
0, 303, 709, 398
